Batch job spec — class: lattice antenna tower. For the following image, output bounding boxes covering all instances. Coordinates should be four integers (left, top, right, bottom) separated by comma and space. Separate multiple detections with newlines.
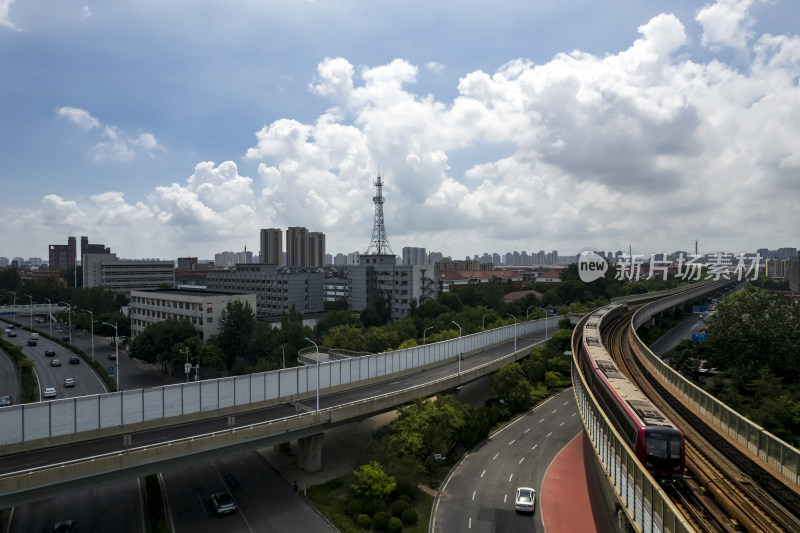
365, 173, 394, 255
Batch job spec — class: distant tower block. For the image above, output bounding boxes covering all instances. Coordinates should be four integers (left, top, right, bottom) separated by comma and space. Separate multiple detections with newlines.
365, 174, 394, 255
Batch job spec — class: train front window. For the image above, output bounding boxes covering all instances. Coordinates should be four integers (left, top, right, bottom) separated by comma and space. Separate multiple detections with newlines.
645, 430, 681, 460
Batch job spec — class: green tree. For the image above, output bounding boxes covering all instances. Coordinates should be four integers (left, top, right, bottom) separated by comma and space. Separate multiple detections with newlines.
314, 309, 360, 339
351, 461, 397, 501
323, 325, 366, 351
131, 318, 198, 368
214, 299, 257, 369
492, 363, 532, 411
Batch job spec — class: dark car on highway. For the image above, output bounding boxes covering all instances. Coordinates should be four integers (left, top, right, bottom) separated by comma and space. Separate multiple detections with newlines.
69, 356, 80, 364
45, 349, 56, 357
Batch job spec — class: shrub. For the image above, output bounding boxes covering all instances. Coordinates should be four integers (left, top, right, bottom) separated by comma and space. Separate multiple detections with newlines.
391, 499, 409, 517
397, 493, 412, 504
373, 511, 392, 530
355, 514, 371, 530
388, 516, 403, 533
346, 498, 364, 516
401, 508, 418, 526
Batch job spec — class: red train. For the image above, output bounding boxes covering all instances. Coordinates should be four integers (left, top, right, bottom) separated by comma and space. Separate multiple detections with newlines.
579, 304, 685, 480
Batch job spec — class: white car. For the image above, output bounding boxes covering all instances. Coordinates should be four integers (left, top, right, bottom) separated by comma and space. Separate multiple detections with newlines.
514, 487, 536, 513
44, 387, 57, 399
64, 378, 76, 388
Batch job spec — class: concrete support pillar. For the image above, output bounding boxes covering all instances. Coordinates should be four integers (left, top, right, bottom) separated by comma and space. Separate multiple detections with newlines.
274, 441, 290, 453
298, 433, 324, 473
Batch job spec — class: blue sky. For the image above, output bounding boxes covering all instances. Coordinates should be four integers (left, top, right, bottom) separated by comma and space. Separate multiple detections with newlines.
1, 0, 799, 262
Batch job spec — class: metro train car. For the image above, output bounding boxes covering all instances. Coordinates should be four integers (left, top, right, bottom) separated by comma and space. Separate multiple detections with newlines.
579, 304, 685, 480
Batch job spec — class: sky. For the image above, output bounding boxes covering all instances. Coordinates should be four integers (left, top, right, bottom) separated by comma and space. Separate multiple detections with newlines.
1, 0, 798, 263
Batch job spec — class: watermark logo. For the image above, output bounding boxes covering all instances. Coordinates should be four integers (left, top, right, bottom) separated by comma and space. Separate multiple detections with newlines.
578, 251, 608, 282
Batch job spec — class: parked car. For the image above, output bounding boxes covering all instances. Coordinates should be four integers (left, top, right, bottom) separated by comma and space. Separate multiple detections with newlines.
514, 487, 536, 513
0, 395, 11, 407
211, 492, 237, 516
69, 356, 80, 365
45, 349, 56, 357
44, 387, 57, 399
64, 378, 75, 388
50, 359, 61, 367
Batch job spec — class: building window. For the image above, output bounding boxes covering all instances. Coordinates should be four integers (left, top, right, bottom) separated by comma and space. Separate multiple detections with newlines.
207, 317, 213, 323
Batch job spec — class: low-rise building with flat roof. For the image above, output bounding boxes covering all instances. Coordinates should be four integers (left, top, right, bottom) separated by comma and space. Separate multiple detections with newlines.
129, 288, 256, 342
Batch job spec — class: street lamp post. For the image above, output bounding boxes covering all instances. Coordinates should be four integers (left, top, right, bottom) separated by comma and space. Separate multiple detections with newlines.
505, 313, 517, 352
304, 337, 320, 413
102, 321, 119, 390
281, 345, 286, 369
59, 302, 72, 345
451, 321, 461, 373
44, 298, 52, 338
182, 347, 190, 383
423, 326, 433, 345
526, 305, 534, 319
482, 314, 490, 328
24, 294, 32, 330
81, 309, 94, 361
10, 291, 15, 307
539, 308, 550, 339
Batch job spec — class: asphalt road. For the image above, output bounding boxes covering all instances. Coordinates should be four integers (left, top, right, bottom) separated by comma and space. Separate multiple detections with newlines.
1, 318, 147, 533
162, 451, 336, 533
432, 388, 583, 533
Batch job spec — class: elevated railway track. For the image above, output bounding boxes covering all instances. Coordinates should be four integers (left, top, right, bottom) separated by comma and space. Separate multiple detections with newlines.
604, 306, 800, 532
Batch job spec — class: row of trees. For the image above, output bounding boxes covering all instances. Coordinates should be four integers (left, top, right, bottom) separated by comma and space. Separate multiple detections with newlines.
125, 260, 692, 377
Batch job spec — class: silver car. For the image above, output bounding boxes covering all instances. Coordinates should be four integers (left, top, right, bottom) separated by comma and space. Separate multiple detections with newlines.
514, 487, 536, 513
211, 492, 237, 516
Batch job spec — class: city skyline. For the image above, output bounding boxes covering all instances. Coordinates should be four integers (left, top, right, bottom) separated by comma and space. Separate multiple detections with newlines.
1, 1, 799, 260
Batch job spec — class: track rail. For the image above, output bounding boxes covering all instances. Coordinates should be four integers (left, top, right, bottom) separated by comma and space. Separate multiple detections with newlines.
603, 307, 800, 533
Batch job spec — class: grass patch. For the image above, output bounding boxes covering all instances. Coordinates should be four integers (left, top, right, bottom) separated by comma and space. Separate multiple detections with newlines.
145, 474, 170, 533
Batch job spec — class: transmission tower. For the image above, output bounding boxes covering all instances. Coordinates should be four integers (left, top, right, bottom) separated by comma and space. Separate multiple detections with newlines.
365, 173, 394, 255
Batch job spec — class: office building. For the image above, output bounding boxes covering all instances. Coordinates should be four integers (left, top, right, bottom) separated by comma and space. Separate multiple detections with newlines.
83, 253, 175, 294
205, 263, 323, 317
349, 255, 436, 319
49, 236, 77, 272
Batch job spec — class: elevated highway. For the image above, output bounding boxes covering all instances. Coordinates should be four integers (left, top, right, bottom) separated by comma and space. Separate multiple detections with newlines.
0, 319, 551, 507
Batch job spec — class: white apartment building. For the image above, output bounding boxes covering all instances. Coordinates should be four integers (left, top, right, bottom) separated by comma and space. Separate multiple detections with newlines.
129, 289, 257, 342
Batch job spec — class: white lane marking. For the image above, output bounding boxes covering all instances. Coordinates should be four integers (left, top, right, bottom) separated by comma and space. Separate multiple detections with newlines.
481, 470, 486, 478
546, 432, 552, 438
508, 439, 515, 445
472, 490, 476, 501
531, 444, 538, 451
518, 457, 525, 465
524, 428, 531, 434
508, 474, 513, 482
493, 453, 499, 460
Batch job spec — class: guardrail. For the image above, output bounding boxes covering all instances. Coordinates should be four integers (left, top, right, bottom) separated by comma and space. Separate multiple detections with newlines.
0, 314, 559, 450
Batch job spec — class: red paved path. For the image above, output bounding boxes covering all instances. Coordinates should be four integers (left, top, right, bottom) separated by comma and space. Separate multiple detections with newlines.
541, 431, 616, 533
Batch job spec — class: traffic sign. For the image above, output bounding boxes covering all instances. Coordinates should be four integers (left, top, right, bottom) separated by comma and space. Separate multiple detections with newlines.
692, 305, 709, 314
108, 366, 115, 376
185, 363, 192, 374
691, 333, 708, 342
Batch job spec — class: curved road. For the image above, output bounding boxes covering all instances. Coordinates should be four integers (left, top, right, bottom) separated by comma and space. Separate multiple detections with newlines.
433, 388, 582, 532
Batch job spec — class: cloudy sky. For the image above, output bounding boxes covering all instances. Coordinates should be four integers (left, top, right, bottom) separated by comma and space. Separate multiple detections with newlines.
1, 0, 798, 263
